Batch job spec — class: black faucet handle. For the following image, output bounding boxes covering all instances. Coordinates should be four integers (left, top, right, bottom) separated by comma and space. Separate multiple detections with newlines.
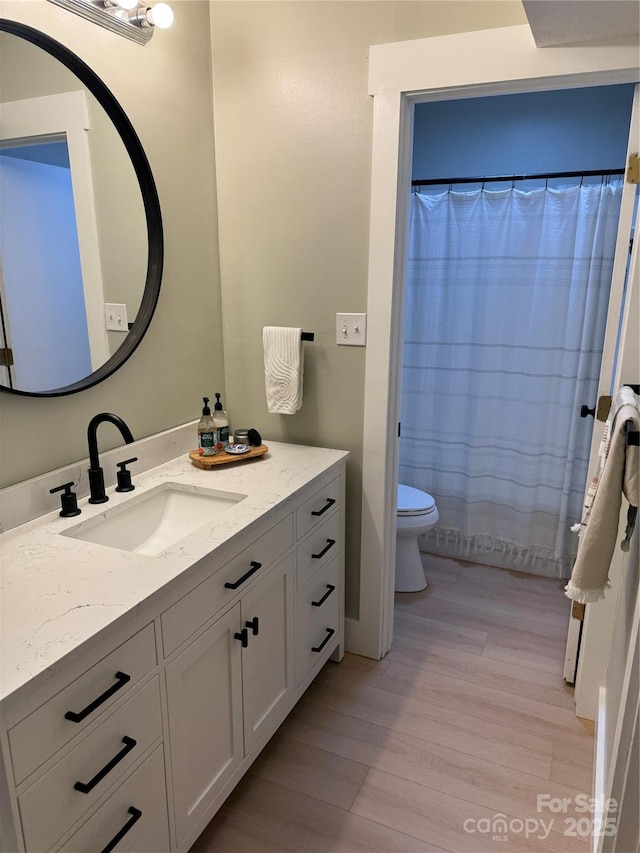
50, 482, 81, 518
115, 457, 138, 493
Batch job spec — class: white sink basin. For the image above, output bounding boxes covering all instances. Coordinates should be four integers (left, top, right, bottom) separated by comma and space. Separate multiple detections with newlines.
62, 484, 246, 556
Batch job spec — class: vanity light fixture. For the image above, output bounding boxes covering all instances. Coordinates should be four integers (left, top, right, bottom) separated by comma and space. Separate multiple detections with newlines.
47, 0, 174, 45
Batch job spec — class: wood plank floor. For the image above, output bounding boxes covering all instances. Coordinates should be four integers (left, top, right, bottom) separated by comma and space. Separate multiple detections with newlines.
192, 555, 594, 853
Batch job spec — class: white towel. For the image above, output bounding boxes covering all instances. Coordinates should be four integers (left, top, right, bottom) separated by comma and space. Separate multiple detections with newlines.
262, 326, 304, 415
565, 387, 640, 604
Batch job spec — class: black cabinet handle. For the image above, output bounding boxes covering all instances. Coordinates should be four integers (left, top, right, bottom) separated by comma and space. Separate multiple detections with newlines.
234, 628, 249, 648
311, 628, 335, 653
311, 538, 336, 560
74, 736, 137, 794
311, 584, 336, 607
101, 807, 142, 853
225, 561, 262, 590
311, 498, 336, 517
65, 672, 131, 723
245, 617, 259, 636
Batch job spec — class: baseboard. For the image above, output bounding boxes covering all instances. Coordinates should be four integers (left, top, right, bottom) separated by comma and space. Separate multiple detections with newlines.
593, 686, 608, 853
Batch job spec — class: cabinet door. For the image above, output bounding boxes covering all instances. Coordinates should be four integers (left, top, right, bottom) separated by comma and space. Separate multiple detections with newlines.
241, 554, 294, 754
165, 605, 243, 847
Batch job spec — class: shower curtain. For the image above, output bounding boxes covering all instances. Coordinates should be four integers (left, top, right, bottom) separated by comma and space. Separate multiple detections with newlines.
400, 183, 623, 578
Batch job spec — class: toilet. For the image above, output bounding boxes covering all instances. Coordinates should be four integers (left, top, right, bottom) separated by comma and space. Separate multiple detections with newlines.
395, 484, 439, 592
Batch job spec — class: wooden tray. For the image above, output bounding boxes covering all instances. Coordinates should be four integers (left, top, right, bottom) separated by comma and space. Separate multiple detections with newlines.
189, 444, 269, 469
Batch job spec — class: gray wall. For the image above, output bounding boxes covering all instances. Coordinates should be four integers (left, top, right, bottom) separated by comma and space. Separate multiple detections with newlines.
0, 0, 225, 486
209, 1, 527, 617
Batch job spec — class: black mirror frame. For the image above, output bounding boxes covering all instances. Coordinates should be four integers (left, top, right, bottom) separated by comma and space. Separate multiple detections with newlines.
0, 20, 163, 398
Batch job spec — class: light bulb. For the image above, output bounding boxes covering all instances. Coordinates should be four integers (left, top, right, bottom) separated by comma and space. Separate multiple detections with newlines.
146, 2, 174, 28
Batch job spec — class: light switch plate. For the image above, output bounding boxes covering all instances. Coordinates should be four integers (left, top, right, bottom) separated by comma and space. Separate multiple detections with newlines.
336, 313, 367, 346
104, 303, 129, 332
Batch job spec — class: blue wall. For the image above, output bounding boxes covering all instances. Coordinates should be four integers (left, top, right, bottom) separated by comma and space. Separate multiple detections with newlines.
412, 85, 635, 184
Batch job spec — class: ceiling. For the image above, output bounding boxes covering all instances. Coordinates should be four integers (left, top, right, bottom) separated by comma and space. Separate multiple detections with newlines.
523, 0, 640, 47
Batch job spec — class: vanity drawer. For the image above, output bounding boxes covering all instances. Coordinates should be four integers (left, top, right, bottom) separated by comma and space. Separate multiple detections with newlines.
296, 511, 340, 591
19, 677, 162, 853
296, 476, 341, 541
56, 745, 169, 853
10, 624, 157, 785
161, 514, 294, 657
295, 591, 340, 687
296, 556, 340, 629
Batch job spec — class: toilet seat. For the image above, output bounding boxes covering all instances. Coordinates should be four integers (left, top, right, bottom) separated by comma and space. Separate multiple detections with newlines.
397, 484, 436, 517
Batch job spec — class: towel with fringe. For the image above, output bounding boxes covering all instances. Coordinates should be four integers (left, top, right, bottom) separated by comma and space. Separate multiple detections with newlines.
565, 387, 639, 603
262, 326, 304, 415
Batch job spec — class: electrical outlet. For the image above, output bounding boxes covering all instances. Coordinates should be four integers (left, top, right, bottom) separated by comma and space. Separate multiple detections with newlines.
336, 313, 367, 346
104, 303, 129, 332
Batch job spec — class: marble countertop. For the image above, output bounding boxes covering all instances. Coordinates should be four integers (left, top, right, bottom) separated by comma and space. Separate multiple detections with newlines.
0, 441, 347, 706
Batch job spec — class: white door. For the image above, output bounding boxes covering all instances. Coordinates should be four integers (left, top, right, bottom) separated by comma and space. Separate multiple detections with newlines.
598, 533, 639, 853
358, 25, 640, 664
241, 553, 294, 754
563, 85, 640, 687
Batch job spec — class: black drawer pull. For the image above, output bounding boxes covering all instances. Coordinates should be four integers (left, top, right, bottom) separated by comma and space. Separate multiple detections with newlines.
246, 617, 259, 636
225, 561, 262, 590
101, 807, 142, 853
311, 498, 336, 517
311, 628, 335, 653
74, 736, 137, 794
65, 671, 131, 723
234, 628, 249, 648
311, 538, 336, 560
311, 584, 336, 607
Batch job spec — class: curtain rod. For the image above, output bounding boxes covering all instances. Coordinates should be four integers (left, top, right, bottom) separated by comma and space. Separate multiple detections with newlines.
411, 168, 625, 188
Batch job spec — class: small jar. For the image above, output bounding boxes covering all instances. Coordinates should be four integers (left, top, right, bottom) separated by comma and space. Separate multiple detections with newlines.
234, 429, 250, 446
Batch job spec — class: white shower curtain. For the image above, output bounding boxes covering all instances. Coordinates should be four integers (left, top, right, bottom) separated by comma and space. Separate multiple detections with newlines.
400, 183, 623, 578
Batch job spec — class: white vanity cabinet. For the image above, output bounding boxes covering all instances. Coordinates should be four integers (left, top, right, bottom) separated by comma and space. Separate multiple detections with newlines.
0, 445, 346, 853
2, 628, 169, 853
293, 476, 344, 688
165, 553, 295, 848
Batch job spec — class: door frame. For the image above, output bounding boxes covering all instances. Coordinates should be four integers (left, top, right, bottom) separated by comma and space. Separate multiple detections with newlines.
350, 24, 639, 674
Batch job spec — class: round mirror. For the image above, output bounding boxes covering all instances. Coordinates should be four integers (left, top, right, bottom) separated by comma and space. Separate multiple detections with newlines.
0, 20, 163, 397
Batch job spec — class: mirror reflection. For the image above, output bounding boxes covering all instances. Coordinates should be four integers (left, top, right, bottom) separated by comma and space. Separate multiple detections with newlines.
0, 31, 147, 393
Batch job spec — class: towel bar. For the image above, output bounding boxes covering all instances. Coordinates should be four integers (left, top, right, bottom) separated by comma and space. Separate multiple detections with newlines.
301, 332, 314, 341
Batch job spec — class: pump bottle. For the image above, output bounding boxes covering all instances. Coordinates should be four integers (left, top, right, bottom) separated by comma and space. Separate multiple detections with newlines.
213, 393, 230, 447
198, 397, 217, 455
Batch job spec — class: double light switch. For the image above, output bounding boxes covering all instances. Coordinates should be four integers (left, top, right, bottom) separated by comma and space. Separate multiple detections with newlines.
336, 313, 367, 346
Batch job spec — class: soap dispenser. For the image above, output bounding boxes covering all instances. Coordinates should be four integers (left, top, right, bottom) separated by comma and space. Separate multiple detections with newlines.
198, 397, 217, 456
213, 393, 230, 447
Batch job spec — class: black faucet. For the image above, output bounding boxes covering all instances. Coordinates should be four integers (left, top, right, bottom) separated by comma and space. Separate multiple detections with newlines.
87, 413, 135, 504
